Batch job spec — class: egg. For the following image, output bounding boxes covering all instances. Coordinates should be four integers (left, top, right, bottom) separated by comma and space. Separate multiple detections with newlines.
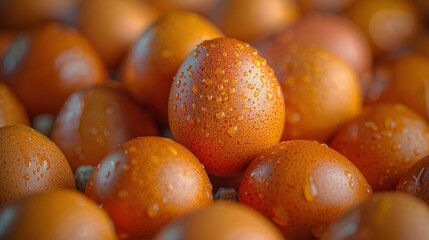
297, 0, 357, 12
168, 37, 285, 176
120, 11, 223, 124
321, 192, 429, 240
85, 137, 213, 239
51, 82, 160, 172
0, 125, 75, 208
77, 0, 159, 69
0, 82, 29, 127
263, 44, 362, 141
239, 140, 372, 240
257, 12, 373, 96
367, 52, 429, 120
0, 23, 107, 118
331, 104, 429, 191
0, 190, 117, 240
0, 0, 80, 28
209, 0, 300, 43
153, 201, 284, 240
147, 0, 219, 14
397, 156, 429, 204
347, 0, 420, 55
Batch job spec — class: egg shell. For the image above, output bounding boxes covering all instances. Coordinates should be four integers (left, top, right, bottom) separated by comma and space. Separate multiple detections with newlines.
239, 140, 372, 240
0, 125, 75, 208
153, 201, 284, 240
0, 23, 107, 117
331, 104, 429, 191
85, 136, 213, 239
0, 190, 117, 240
397, 155, 429, 204
0, 82, 29, 127
51, 82, 160, 172
168, 37, 285, 176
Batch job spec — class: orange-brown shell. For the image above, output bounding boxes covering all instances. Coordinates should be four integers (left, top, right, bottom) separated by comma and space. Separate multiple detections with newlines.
321, 192, 429, 240
85, 137, 213, 239
346, 0, 420, 55
331, 104, 429, 191
147, 0, 219, 14
120, 11, 223, 124
367, 52, 429, 120
297, 0, 357, 12
257, 12, 372, 95
0, 125, 75, 208
168, 37, 285, 176
0, 23, 107, 117
153, 201, 284, 240
0, 190, 117, 240
77, 0, 159, 68
239, 140, 372, 240
210, 0, 300, 43
51, 82, 159, 172
274, 45, 361, 141
0, 0, 80, 28
397, 155, 429, 204
0, 82, 29, 127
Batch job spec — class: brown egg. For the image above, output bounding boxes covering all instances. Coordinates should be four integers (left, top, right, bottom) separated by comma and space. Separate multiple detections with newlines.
148, 0, 219, 14
0, 82, 29, 127
367, 52, 429, 120
168, 38, 285, 176
321, 192, 429, 240
210, 0, 300, 43
0, 0, 80, 28
0, 190, 116, 240
0, 125, 75, 208
257, 12, 373, 95
331, 104, 429, 191
153, 201, 284, 240
77, 0, 159, 69
85, 137, 213, 239
0, 30, 15, 58
0, 23, 107, 117
120, 11, 222, 124
266, 45, 361, 141
347, 0, 420, 55
239, 140, 372, 240
397, 155, 429, 203
297, 0, 357, 12
51, 82, 159, 172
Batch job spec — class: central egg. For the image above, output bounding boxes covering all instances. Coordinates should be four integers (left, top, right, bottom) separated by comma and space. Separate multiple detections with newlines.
168, 38, 285, 176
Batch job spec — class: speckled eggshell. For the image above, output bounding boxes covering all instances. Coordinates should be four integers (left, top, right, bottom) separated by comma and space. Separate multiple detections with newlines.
0, 125, 75, 208
331, 104, 429, 191
85, 137, 213, 239
239, 140, 372, 240
0, 82, 29, 127
168, 37, 286, 177
0, 23, 107, 117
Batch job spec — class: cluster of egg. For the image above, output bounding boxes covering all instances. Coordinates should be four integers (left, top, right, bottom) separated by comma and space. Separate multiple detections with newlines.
1, 0, 429, 239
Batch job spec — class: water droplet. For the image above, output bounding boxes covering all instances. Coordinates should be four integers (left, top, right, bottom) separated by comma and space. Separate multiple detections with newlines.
236, 60, 242, 66
243, 71, 248, 76
237, 115, 244, 121
179, 72, 185, 78
176, 80, 181, 88
321, 143, 328, 148
247, 83, 255, 90
227, 126, 238, 136
147, 203, 160, 218
207, 95, 213, 100
23, 174, 30, 180
391, 144, 402, 152
215, 96, 222, 103
303, 176, 318, 202
42, 160, 50, 170
216, 112, 225, 119
186, 65, 192, 71
349, 181, 355, 189
241, 93, 247, 99
253, 58, 261, 67
189, 71, 194, 78
181, 103, 187, 115
186, 115, 195, 126
201, 107, 207, 112
222, 51, 227, 57
266, 91, 273, 101
193, 50, 200, 58
260, 75, 267, 85
173, 105, 177, 112
364, 121, 378, 131
229, 88, 236, 94
192, 85, 198, 93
